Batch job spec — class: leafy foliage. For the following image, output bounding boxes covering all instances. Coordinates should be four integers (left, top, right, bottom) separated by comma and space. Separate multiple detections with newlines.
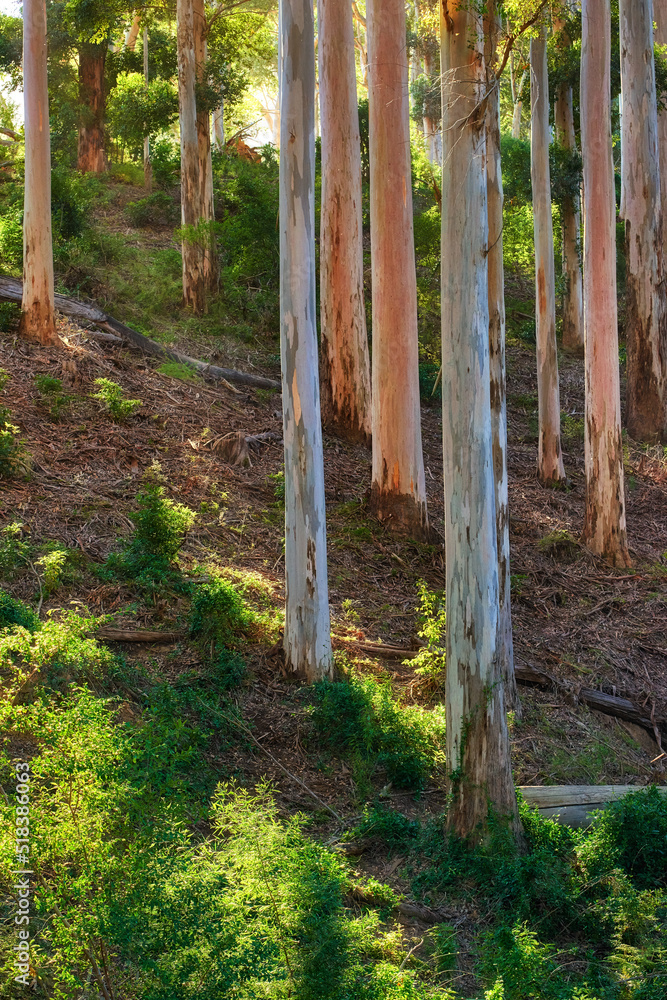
107, 73, 179, 160
91, 378, 142, 421
0, 589, 39, 632
126, 191, 179, 227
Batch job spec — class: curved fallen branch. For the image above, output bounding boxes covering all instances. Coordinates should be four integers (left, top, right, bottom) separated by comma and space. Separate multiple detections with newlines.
0, 276, 281, 391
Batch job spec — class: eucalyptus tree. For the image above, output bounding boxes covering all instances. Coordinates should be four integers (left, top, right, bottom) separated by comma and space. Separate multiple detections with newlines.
553, 11, 584, 356
177, 0, 206, 312
531, 24, 566, 483
20, 0, 58, 344
279, 0, 332, 680
581, 0, 630, 566
317, 0, 371, 445
485, 0, 519, 713
656, 1, 667, 262
440, 0, 519, 840
619, 0, 667, 442
367, 0, 429, 539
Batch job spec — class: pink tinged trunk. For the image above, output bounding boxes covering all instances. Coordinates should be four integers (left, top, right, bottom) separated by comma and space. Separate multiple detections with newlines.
318, 0, 371, 446
441, 1, 519, 840
20, 0, 57, 345
581, 0, 630, 567
530, 29, 566, 484
367, 0, 429, 538
213, 101, 224, 150
656, 1, 667, 263
485, 3, 519, 715
194, 0, 218, 294
279, 0, 333, 681
77, 44, 107, 173
143, 28, 152, 192
177, 0, 205, 314
554, 83, 584, 356
619, 0, 667, 442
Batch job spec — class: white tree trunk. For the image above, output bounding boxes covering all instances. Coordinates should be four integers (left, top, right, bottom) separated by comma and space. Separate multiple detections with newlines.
655, 1, 667, 263
619, 0, 667, 441
581, 0, 630, 567
486, 1, 519, 715
279, 0, 333, 681
194, 0, 218, 294
318, 0, 371, 445
125, 14, 141, 52
20, 0, 57, 345
555, 81, 584, 355
213, 99, 224, 150
441, 0, 518, 840
367, 0, 429, 538
531, 28, 566, 483
511, 62, 527, 139
177, 0, 205, 314
143, 27, 152, 192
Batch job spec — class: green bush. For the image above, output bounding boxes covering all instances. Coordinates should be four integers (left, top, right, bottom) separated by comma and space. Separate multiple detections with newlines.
311, 673, 445, 790
150, 135, 181, 188
0, 207, 22, 271
91, 378, 142, 421
0, 589, 39, 632
0, 521, 30, 574
0, 404, 23, 476
34, 374, 72, 421
592, 786, 667, 888
190, 576, 256, 649
126, 191, 178, 227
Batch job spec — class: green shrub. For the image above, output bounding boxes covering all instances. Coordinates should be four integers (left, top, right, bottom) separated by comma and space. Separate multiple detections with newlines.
126, 191, 178, 227
0, 302, 19, 332
35, 546, 69, 595
410, 580, 446, 691
92, 378, 142, 421
593, 786, 667, 888
0, 521, 30, 574
0, 589, 39, 632
0, 368, 10, 390
0, 207, 23, 271
190, 576, 255, 649
104, 480, 196, 589
311, 674, 445, 790
0, 405, 23, 476
34, 373, 72, 421
355, 804, 420, 849
150, 135, 181, 187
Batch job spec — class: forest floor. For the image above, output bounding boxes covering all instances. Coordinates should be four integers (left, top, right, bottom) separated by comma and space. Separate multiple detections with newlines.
1, 179, 666, 995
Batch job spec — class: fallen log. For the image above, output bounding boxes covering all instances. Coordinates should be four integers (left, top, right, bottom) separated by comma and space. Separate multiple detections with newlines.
0, 276, 281, 391
93, 628, 184, 643
519, 784, 667, 828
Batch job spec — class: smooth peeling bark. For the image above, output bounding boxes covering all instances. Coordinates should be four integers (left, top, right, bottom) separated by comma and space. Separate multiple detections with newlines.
279, 0, 333, 682
441, 0, 519, 840
213, 100, 224, 150
367, 0, 429, 538
619, 0, 667, 442
177, 0, 205, 314
423, 50, 437, 164
485, 1, 519, 715
318, 0, 371, 446
143, 27, 152, 192
581, 0, 630, 567
531, 28, 566, 483
125, 14, 141, 52
77, 43, 107, 173
554, 79, 584, 355
193, 0, 218, 293
510, 53, 526, 139
656, 1, 667, 262
20, 0, 57, 345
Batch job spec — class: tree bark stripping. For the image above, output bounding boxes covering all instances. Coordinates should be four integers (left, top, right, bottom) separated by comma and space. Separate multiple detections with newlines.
20, 0, 58, 345
318, 0, 372, 446
367, 0, 429, 538
0, 277, 281, 389
441, 1, 519, 841
279, 0, 333, 681
485, 1, 519, 714
193, 0, 218, 294
531, 28, 566, 483
656, 1, 667, 263
554, 73, 584, 355
619, 0, 667, 442
177, 0, 206, 314
581, 0, 630, 567
77, 44, 107, 174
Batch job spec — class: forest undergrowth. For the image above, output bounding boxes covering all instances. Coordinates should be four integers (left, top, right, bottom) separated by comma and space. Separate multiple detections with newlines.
0, 164, 667, 998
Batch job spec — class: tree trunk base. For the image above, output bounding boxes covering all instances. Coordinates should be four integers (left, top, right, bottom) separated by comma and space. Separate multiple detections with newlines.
369, 484, 429, 540
18, 307, 58, 346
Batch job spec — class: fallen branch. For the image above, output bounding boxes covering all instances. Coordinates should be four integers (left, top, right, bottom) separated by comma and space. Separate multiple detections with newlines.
0, 276, 281, 391
94, 628, 184, 643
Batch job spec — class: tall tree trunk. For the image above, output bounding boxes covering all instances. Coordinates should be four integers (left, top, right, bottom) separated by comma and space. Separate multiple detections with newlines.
318, 0, 371, 446
20, 0, 57, 345
485, 1, 519, 715
193, 0, 218, 294
554, 74, 584, 355
279, 0, 333, 681
125, 14, 141, 52
177, 0, 205, 314
581, 0, 630, 566
441, 0, 518, 841
423, 51, 436, 164
619, 0, 667, 442
77, 43, 107, 173
143, 27, 152, 192
510, 54, 526, 140
367, 0, 429, 538
531, 27, 566, 483
656, 1, 667, 262
213, 98, 224, 151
